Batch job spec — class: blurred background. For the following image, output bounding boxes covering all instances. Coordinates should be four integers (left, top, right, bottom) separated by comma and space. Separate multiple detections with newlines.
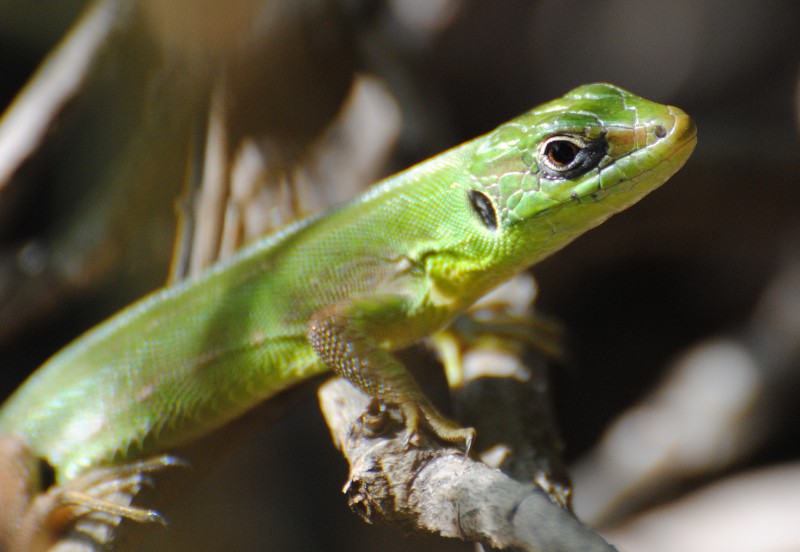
1, 1, 798, 550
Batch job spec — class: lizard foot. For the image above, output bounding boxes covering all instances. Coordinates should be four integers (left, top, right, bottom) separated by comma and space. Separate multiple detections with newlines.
399, 402, 475, 453
16, 455, 184, 551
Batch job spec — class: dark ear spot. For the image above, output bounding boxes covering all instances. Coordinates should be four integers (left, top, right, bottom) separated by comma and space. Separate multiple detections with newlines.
38, 457, 56, 491
469, 190, 497, 230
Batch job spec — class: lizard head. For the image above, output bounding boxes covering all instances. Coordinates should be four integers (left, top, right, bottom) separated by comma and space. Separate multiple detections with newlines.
465, 82, 696, 264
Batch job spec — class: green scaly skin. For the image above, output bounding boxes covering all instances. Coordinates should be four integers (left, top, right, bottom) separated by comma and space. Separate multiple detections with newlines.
0, 84, 696, 489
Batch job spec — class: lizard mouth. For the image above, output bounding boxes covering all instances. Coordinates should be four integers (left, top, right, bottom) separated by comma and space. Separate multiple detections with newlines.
638, 106, 698, 188
562, 106, 697, 212
662, 106, 698, 156
608, 105, 696, 185
608, 105, 697, 170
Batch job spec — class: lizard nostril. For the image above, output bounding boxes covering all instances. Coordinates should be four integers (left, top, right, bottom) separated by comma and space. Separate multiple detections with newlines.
654, 125, 667, 138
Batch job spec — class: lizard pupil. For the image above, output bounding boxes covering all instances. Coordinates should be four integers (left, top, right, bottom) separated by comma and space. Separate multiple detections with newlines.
545, 140, 580, 167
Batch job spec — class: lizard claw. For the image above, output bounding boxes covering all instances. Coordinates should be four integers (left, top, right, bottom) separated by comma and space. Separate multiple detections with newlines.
15, 455, 185, 550
399, 402, 475, 453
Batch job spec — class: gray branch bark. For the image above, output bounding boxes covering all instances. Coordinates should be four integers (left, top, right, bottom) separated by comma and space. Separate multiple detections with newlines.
318, 378, 618, 552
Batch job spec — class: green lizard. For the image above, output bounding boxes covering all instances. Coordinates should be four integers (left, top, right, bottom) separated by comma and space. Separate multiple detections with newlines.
0, 83, 695, 546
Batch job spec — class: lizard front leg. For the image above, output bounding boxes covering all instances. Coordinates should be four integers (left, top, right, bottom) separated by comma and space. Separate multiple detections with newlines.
307, 299, 475, 451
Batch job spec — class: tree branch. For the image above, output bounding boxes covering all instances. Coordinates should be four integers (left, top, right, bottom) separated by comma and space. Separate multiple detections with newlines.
318, 378, 617, 552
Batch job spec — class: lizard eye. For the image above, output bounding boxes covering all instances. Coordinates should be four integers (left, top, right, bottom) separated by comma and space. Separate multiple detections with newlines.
544, 139, 580, 168
468, 190, 498, 230
538, 134, 606, 179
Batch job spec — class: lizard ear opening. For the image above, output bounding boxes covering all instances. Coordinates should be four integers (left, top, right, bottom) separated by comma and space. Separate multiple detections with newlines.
38, 457, 56, 491
468, 190, 498, 230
